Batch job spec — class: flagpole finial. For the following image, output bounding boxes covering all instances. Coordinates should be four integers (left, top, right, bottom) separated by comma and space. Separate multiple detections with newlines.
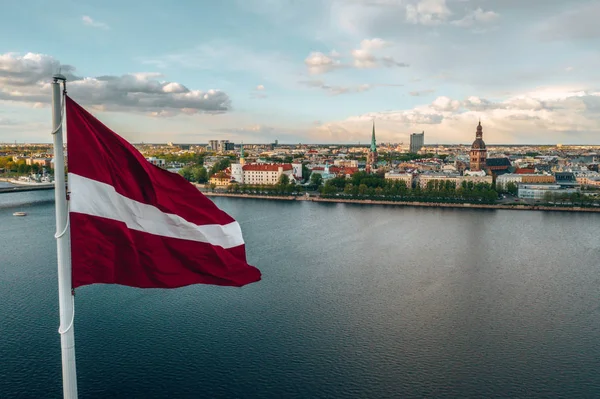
53, 73, 67, 82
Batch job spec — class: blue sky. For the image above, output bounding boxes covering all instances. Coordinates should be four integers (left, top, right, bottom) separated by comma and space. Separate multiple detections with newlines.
1, 0, 599, 144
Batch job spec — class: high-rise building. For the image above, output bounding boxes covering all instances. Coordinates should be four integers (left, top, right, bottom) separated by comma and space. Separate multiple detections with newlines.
469, 121, 487, 171
366, 121, 378, 173
208, 140, 219, 152
410, 132, 424, 153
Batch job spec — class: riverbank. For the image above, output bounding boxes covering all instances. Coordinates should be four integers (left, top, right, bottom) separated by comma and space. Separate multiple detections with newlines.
202, 192, 296, 201
202, 191, 600, 213
0, 178, 53, 187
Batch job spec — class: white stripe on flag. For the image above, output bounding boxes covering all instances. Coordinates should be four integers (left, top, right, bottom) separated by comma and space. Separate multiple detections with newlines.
68, 173, 245, 249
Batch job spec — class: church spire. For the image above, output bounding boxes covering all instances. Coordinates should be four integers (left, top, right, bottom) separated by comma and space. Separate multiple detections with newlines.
370, 120, 377, 152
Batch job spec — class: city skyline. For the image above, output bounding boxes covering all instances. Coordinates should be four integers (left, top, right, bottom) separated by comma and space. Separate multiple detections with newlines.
0, 0, 599, 145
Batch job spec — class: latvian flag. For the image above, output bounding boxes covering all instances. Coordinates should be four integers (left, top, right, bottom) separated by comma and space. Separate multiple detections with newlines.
65, 96, 261, 289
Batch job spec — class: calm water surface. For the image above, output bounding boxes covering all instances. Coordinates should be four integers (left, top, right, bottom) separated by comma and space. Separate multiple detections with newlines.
1, 192, 600, 398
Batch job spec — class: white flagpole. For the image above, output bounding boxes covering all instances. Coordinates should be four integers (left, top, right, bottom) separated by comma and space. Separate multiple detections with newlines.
52, 74, 78, 399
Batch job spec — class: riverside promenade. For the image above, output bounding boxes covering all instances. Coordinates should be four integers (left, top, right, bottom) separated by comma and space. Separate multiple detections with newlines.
202, 192, 600, 213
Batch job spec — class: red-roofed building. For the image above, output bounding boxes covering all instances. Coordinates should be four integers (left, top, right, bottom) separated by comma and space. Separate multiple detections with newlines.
311, 165, 359, 178
209, 171, 232, 187
515, 168, 535, 174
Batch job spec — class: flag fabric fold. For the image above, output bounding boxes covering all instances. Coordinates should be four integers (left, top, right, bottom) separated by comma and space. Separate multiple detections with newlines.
65, 96, 261, 288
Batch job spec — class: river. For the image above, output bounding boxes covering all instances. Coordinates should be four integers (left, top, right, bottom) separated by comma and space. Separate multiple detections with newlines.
1, 191, 599, 398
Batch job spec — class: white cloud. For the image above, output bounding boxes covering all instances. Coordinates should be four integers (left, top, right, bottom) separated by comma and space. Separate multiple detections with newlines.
451, 8, 500, 28
256, 84, 265, 90
304, 51, 343, 74
406, 0, 451, 26
359, 38, 390, 50
82, 16, 110, 30
351, 49, 377, 68
313, 88, 600, 143
349, 38, 409, 69
431, 96, 461, 111
0, 52, 230, 115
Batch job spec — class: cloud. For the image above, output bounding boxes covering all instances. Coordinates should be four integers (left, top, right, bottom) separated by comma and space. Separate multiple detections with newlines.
250, 84, 267, 99
450, 8, 500, 28
405, 0, 452, 26
300, 79, 402, 95
351, 49, 377, 68
409, 89, 435, 96
82, 16, 110, 30
359, 38, 390, 50
214, 124, 308, 142
349, 38, 409, 69
300, 79, 371, 95
431, 96, 460, 111
380, 56, 409, 68
0, 52, 231, 115
140, 42, 300, 91
537, 2, 600, 41
312, 87, 600, 143
304, 51, 344, 74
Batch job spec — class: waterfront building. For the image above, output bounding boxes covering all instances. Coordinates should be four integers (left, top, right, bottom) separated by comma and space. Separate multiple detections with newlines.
384, 172, 413, 188
460, 175, 493, 186
418, 173, 493, 189
229, 163, 294, 185
366, 122, 378, 173
418, 173, 460, 189
209, 171, 232, 187
496, 173, 555, 190
518, 184, 579, 200
410, 132, 424, 153
469, 121, 487, 172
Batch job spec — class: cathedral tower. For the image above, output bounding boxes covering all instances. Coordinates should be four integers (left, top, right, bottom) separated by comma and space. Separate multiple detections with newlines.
470, 121, 487, 172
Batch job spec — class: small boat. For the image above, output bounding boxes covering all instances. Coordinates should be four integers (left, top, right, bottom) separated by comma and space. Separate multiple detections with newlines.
13, 212, 27, 217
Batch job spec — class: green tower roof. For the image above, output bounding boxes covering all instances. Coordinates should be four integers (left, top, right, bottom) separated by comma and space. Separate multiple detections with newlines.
370, 121, 377, 152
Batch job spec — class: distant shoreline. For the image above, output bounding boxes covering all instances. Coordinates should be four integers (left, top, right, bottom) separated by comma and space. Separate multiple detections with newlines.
202, 192, 600, 213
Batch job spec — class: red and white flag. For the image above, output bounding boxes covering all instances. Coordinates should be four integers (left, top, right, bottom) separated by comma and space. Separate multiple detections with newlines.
65, 96, 261, 289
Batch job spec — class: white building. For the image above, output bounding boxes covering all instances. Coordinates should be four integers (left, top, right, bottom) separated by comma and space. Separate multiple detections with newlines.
146, 157, 166, 167
418, 173, 459, 188
496, 173, 555, 190
230, 163, 294, 185
384, 172, 413, 187
518, 184, 578, 200
418, 173, 492, 189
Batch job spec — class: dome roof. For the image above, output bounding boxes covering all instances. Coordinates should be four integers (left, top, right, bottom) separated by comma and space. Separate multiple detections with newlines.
472, 138, 486, 149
